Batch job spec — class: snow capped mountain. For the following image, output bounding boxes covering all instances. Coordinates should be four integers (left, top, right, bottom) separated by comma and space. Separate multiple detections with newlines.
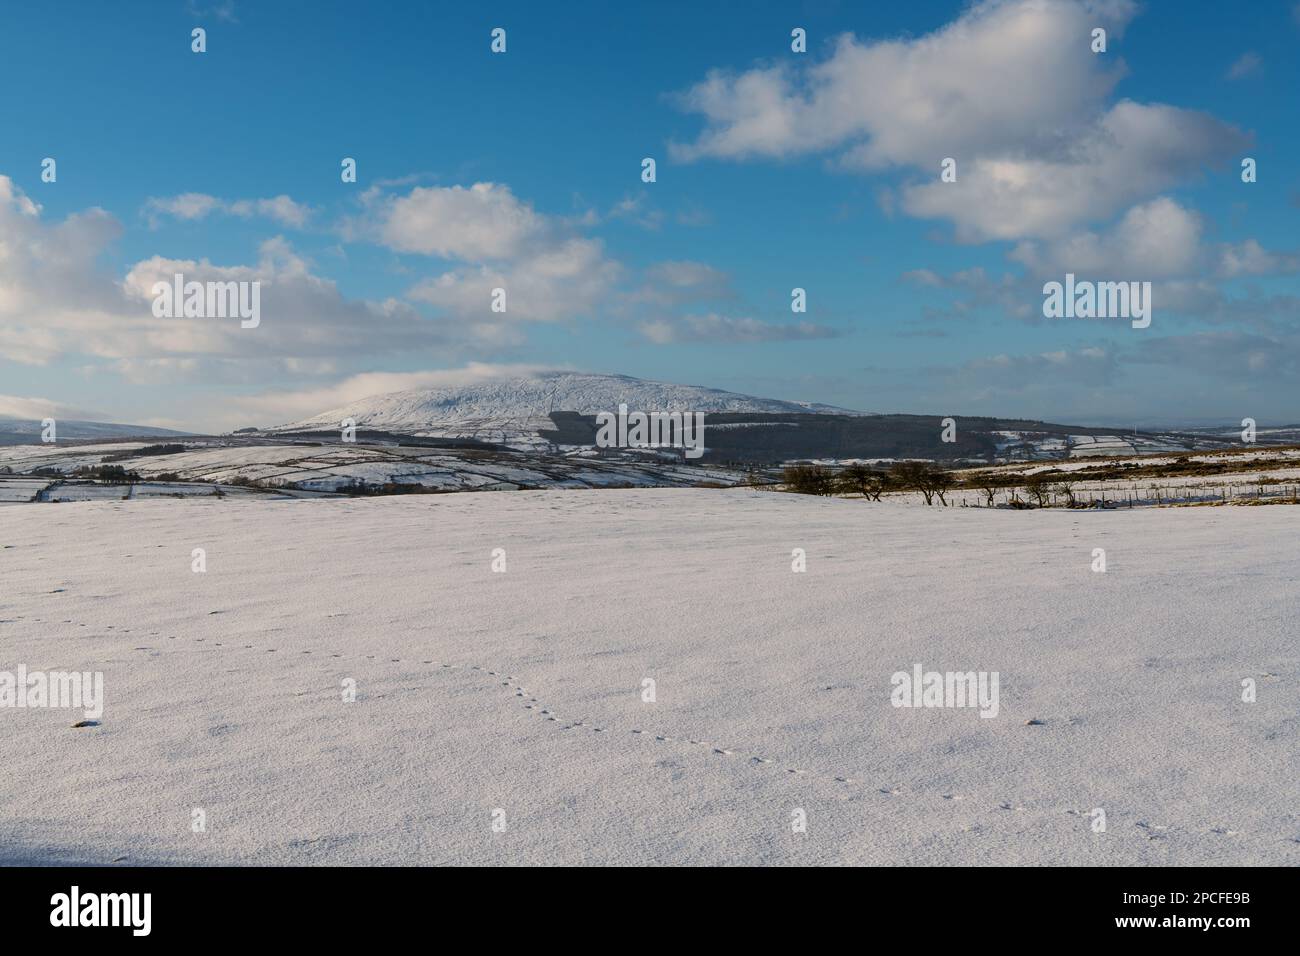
268, 372, 864, 435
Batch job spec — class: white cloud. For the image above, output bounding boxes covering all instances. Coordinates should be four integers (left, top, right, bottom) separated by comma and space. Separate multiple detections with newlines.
1216, 239, 1300, 278
646, 261, 729, 290
1009, 197, 1205, 279
407, 237, 621, 323
144, 193, 313, 228
0, 176, 128, 364
378, 183, 544, 259
626, 260, 734, 308
0, 176, 460, 370
671, 0, 1245, 242
1131, 331, 1300, 381
603, 194, 665, 230
143, 192, 222, 223
365, 182, 623, 323
1009, 198, 1300, 284
186, 1, 237, 22
899, 265, 1033, 322
639, 313, 840, 344
229, 195, 313, 228
962, 346, 1117, 385
0, 394, 100, 421
902, 100, 1244, 242
673, 0, 1135, 167
1225, 52, 1262, 80
119, 239, 453, 360
900, 269, 944, 288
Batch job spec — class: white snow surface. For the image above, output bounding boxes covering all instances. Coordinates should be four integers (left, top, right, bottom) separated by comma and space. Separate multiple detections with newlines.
270, 371, 863, 433
2, 490, 1296, 865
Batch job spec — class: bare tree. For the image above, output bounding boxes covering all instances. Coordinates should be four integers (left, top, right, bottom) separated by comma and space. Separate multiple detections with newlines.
865, 472, 888, 501
890, 461, 935, 505
838, 463, 869, 497
930, 469, 955, 506
1023, 472, 1052, 507
974, 474, 1000, 507
890, 461, 954, 506
782, 464, 835, 496
839, 463, 887, 500
1053, 479, 1077, 508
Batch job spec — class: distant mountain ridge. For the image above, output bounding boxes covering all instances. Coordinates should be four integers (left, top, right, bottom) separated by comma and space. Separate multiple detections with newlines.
0, 417, 186, 445
269, 372, 866, 433
255, 372, 1287, 464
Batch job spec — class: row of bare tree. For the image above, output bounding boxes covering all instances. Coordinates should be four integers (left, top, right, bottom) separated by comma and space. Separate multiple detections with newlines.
782, 462, 1080, 508
782, 461, 957, 505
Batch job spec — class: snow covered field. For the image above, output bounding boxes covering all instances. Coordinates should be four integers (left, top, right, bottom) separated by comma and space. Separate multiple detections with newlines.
0, 441, 746, 494
2, 490, 1296, 865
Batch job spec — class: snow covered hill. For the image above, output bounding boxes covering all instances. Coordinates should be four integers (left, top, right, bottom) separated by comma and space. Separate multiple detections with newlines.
0, 417, 186, 445
267, 372, 864, 435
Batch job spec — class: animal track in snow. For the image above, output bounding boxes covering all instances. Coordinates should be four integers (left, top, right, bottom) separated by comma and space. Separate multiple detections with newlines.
13, 608, 1250, 835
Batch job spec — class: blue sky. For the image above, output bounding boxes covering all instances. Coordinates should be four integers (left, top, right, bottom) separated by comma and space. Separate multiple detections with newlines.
1, 0, 1298, 431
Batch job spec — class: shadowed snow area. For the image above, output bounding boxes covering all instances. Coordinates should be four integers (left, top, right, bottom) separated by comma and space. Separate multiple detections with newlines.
1, 490, 1296, 865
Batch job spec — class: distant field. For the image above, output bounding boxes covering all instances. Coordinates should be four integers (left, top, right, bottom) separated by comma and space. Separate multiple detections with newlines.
6, 438, 1300, 507
0, 439, 746, 497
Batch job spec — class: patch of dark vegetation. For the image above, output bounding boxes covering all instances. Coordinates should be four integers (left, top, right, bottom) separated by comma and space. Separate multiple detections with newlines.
271, 429, 508, 451
335, 480, 457, 496
781, 460, 959, 506
71, 464, 139, 483
546, 411, 1003, 463
221, 476, 299, 492
781, 464, 838, 496
541, 411, 1250, 465
102, 443, 187, 461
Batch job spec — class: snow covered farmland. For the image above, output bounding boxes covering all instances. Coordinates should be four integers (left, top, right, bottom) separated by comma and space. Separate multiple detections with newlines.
0, 440, 746, 496
2, 490, 1296, 865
